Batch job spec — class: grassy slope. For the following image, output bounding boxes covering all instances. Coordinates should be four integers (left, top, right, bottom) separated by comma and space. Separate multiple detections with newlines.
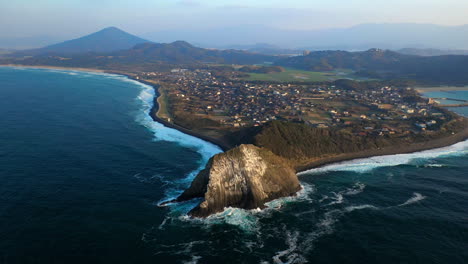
243, 68, 357, 82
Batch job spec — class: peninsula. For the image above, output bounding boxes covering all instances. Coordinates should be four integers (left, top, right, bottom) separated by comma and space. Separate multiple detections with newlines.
142, 69, 467, 217
2, 27, 468, 218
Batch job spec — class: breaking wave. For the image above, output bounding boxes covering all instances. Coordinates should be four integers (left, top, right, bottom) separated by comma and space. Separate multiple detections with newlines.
126, 75, 222, 205
299, 140, 468, 175
179, 183, 316, 233
86, 69, 459, 262
133, 78, 221, 161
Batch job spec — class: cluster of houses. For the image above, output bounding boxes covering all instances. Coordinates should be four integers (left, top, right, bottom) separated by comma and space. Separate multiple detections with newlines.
137, 70, 449, 135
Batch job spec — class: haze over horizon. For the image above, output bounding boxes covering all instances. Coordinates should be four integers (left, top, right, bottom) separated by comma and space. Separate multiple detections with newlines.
1, 0, 468, 39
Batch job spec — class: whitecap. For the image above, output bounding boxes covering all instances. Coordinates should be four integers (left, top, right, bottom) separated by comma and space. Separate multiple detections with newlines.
323, 182, 366, 206
398, 192, 426, 207
183, 256, 202, 264
423, 164, 447, 168
327, 192, 344, 205
272, 230, 306, 264
345, 204, 379, 212
344, 182, 366, 195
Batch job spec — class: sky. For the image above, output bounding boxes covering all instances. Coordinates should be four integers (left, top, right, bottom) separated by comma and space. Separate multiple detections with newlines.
1, 0, 468, 38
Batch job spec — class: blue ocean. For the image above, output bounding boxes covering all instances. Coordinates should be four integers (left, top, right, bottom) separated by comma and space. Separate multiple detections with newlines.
422, 90, 468, 117
0, 67, 467, 264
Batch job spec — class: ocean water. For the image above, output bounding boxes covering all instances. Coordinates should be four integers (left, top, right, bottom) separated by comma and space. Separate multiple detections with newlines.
0, 67, 467, 264
422, 90, 468, 117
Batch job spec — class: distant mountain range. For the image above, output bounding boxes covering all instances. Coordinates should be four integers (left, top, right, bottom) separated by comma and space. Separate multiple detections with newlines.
4, 23, 468, 52
15, 27, 149, 55
3, 26, 468, 84
3, 31, 275, 67
397, 48, 468, 56
221, 43, 303, 56
0, 48, 14, 55
144, 23, 468, 51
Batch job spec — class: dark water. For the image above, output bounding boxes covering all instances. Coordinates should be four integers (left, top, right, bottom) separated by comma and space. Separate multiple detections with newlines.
1, 67, 467, 264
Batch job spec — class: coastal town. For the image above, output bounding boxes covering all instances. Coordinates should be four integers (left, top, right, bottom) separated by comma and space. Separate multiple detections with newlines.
136, 68, 453, 137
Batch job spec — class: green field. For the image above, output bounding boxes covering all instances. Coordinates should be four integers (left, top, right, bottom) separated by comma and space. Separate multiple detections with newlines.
243, 68, 358, 82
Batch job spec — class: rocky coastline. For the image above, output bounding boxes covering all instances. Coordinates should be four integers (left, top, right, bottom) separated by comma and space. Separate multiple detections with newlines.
109, 71, 468, 218
5, 65, 468, 218
175, 144, 301, 217
296, 126, 468, 173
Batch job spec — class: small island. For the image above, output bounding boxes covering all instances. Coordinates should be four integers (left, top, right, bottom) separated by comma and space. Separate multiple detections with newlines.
175, 144, 301, 217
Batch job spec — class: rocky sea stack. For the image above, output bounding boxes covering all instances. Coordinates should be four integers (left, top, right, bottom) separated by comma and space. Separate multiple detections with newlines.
177, 144, 301, 218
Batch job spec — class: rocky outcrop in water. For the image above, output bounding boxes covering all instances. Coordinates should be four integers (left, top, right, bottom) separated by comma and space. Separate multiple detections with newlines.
176, 144, 301, 217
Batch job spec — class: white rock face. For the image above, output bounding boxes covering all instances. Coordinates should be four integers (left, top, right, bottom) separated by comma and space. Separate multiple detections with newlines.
177, 144, 301, 217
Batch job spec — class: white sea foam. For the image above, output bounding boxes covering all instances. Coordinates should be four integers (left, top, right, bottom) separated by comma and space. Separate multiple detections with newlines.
203, 207, 261, 232
158, 217, 170, 230
344, 182, 366, 195
327, 192, 344, 205
49, 71, 224, 211
322, 182, 366, 206
345, 204, 379, 212
182, 256, 202, 264
294, 202, 379, 256
423, 164, 448, 168
180, 183, 316, 233
272, 230, 306, 264
398, 192, 426, 207
134, 81, 221, 159
299, 140, 468, 175
127, 76, 222, 206
266, 182, 316, 208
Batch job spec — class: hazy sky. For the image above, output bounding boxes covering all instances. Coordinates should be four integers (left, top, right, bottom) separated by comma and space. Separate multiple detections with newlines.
1, 0, 468, 38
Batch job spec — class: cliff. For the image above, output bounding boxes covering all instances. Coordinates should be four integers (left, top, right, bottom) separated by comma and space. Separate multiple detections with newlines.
176, 144, 301, 218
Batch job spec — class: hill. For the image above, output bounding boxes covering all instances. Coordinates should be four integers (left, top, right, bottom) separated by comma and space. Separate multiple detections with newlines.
17, 27, 149, 55
397, 48, 468, 56
276, 49, 468, 84
111, 41, 276, 64
1, 40, 276, 68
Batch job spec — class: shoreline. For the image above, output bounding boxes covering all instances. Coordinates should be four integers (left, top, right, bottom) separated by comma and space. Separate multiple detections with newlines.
0, 64, 106, 73
295, 126, 468, 173
148, 89, 232, 151
0, 64, 230, 151
141, 77, 468, 171
118, 75, 232, 151
3, 64, 467, 171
